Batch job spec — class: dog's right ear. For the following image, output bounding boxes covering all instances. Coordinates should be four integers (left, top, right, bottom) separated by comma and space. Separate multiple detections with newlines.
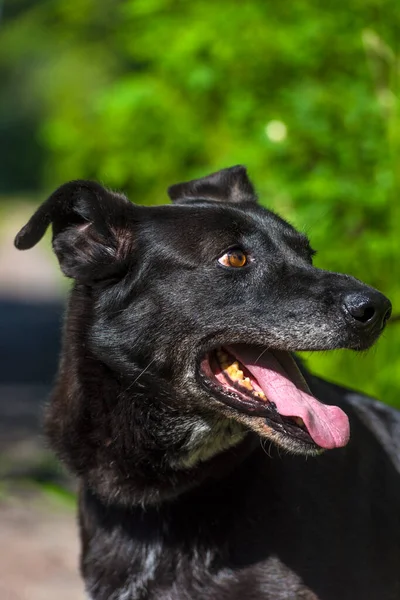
14, 180, 137, 283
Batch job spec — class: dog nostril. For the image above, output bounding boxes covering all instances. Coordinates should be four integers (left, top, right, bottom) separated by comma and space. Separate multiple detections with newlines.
343, 295, 377, 325
349, 301, 375, 323
343, 292, 392, 328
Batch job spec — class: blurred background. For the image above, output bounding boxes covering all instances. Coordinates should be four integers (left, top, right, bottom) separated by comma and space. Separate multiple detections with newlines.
0, 0, 399, 598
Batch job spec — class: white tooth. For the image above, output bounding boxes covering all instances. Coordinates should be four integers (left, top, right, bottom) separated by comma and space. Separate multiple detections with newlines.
294, 417, 305, 427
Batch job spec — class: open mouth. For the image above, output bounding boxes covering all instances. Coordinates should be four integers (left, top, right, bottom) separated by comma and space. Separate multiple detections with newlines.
200, 344, 350, 451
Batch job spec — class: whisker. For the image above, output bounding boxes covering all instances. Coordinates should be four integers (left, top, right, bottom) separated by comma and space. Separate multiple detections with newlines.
254, 347, 269, 365
132, 358, 156, 385
259, 437, 272, 458
122, 358, 157, 396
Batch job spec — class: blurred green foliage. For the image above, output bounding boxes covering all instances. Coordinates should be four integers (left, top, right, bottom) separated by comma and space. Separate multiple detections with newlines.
1, 0, 400, 404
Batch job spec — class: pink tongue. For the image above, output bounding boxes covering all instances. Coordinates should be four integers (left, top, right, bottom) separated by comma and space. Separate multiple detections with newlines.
228, 345, 350, 449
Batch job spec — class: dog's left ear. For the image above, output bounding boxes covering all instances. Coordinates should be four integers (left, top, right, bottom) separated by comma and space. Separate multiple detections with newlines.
168, 165, 257, 205
14, 180, 137, 283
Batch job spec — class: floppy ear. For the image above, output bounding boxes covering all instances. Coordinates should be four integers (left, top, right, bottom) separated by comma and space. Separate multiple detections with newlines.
167, 165, 257, 205
14, 180, 136, 283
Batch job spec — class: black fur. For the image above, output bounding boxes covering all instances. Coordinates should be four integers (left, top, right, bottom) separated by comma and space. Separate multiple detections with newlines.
15, 167, 399, 599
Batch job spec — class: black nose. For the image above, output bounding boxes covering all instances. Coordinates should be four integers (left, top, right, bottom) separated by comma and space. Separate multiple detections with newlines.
343, 291, 392, 329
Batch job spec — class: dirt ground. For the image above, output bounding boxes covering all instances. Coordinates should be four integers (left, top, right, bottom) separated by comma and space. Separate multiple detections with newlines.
0, 493, 85, 600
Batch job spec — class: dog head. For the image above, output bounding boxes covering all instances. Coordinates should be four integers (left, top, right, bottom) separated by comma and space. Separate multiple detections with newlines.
15, 167, 391, 503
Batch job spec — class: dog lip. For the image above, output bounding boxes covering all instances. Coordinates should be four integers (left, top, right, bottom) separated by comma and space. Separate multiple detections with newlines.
197, 349, 318, 447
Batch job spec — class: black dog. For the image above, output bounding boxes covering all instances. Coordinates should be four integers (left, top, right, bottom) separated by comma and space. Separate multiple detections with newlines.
15, 166, 400, 599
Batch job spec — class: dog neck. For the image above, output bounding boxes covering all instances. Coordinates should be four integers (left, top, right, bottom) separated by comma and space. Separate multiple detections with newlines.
46, 361, 254, 506
169, 415, 247, 469
81, 422, 255, 507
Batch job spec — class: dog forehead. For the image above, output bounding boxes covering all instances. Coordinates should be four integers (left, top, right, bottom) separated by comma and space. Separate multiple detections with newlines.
144, 202, 305, 252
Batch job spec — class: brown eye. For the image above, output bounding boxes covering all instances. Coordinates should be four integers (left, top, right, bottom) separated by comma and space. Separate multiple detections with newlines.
218, 249, 248, 268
